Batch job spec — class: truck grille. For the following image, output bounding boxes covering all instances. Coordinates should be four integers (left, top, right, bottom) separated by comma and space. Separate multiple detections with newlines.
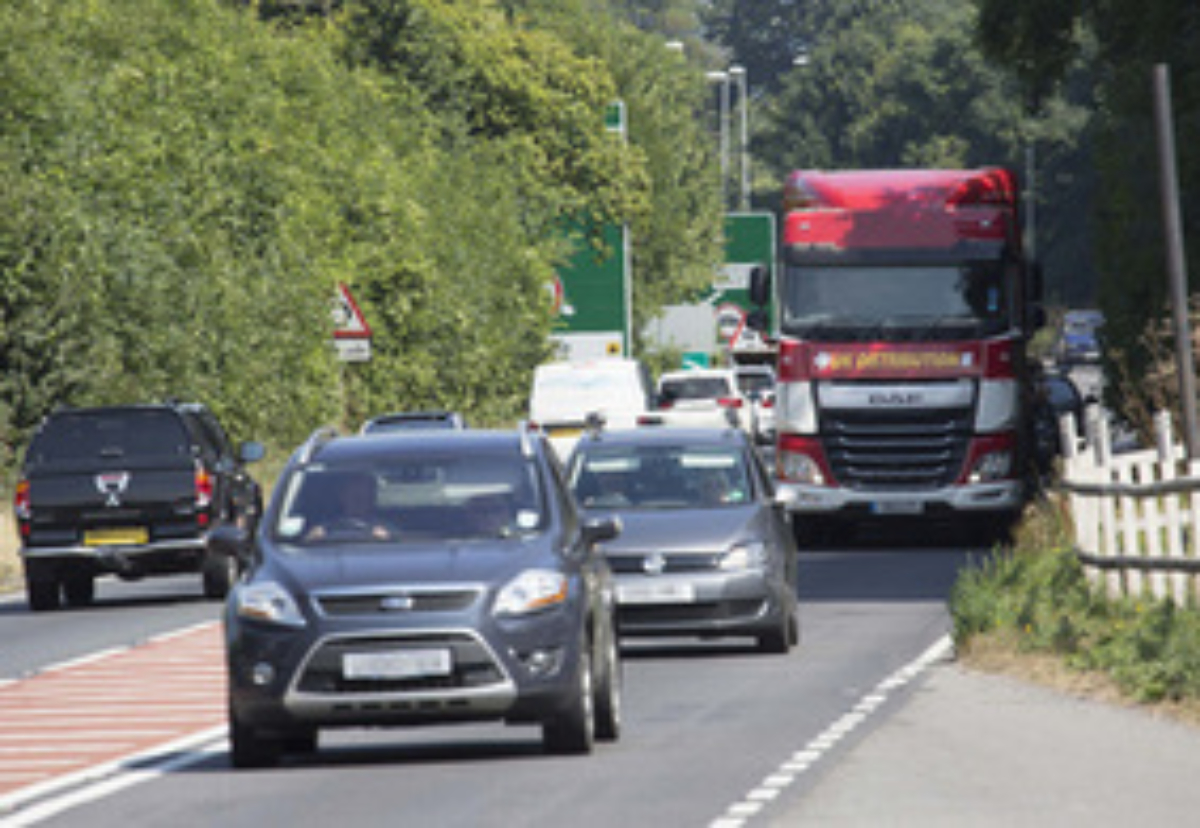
820, 407, 972, 490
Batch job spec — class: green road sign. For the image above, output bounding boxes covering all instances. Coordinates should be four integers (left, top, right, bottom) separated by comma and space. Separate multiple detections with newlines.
553, 220, 631, 359
717, 212, 776, 352
549, 101, 631, 362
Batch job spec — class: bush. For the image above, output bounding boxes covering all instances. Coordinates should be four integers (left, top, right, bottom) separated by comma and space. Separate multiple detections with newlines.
951, 495, 1200, 705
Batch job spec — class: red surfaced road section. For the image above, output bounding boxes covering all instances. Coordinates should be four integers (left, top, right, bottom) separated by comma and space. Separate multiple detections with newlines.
0, 622, 225, 800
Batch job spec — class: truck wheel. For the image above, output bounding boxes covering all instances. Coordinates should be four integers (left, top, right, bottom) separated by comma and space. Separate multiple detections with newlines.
24, 560, 61, 612
63, 572, 95, 607
542, 647, 595, 755
202, 554, 239, 600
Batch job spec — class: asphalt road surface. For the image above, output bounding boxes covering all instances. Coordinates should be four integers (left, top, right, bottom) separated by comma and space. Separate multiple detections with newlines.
4, 536, 1198, 828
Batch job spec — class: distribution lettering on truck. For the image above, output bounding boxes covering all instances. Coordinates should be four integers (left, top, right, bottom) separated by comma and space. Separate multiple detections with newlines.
755, 168, 1041, 545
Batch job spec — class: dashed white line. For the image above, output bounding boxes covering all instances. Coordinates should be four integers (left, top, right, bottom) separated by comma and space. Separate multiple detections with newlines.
709, 634, 954, 828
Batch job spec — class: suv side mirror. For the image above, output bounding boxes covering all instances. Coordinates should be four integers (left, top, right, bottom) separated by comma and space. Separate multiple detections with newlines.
581, 515, 621, 547
748, 265, 771, 308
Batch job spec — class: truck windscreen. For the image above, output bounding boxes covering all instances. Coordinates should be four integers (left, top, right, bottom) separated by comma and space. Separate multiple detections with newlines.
780, 261, 1012, 341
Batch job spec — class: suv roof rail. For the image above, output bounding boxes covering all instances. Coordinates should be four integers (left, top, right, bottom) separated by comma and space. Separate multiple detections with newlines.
517, 421, 537, 458
297, 426, 339, 465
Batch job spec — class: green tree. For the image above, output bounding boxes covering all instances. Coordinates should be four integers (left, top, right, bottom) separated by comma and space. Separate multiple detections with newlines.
973, 0, 1200, 428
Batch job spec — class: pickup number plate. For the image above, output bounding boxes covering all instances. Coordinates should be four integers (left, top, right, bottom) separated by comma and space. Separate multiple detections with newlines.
342, 649, 453, 680
84, 527, 149, 546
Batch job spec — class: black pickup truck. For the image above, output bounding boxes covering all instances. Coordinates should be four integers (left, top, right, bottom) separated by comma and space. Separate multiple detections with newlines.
14, 402, 264, 611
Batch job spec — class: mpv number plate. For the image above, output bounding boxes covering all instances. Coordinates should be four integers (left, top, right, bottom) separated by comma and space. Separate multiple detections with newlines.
617, 581, 696, 605
342, 649, 452, 680
84, 527, 149, 546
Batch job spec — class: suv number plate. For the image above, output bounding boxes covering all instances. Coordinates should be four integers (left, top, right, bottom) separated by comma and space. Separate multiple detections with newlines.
343, 649, 452, 680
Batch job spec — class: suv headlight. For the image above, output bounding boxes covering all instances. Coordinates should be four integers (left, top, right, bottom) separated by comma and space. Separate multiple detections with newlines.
494, 569, 568, 617
234, 581, 306, 628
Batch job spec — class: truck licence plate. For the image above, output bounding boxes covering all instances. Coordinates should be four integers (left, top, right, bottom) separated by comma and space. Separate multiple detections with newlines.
869, 501, 924, 516
84, 527, 149, 546
342, 649, 453, 681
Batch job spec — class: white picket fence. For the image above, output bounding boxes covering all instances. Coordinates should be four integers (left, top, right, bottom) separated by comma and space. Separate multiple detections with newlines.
1060, 409, 1200, 603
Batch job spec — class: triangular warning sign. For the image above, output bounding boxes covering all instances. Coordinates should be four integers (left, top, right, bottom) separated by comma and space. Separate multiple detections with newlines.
332, 283, 372, 339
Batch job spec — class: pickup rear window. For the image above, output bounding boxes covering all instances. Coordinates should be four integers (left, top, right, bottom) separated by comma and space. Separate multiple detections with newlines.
27, 410, 190, 463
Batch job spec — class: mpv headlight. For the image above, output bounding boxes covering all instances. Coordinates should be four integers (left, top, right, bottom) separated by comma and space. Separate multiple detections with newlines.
720, 541, 768, 571
234, 581, 306, 628
494, 569, 568, 617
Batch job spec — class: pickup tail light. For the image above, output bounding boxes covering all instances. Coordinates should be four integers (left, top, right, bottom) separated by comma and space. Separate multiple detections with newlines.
14, 479, 31, 537
718, 397, 743, 409
194, 462, 214, 526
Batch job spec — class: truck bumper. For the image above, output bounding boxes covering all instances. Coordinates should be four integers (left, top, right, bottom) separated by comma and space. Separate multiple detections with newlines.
778, 480, 1023, 517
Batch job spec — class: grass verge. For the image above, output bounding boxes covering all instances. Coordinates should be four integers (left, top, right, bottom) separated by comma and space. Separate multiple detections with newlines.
952, 494, 1200, 726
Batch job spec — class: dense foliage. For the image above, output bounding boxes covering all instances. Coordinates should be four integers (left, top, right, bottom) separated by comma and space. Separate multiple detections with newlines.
703, 0, 1096, 309
974, 0, 1200, 435
0, 0, 724, 461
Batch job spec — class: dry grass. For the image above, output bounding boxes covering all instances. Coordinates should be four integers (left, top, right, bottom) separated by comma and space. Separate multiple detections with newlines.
959, 630, 1200, 729
1, 506, 18, 593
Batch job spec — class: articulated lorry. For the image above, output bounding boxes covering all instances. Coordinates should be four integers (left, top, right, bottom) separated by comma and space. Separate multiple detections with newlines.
750, 169, 1041, 544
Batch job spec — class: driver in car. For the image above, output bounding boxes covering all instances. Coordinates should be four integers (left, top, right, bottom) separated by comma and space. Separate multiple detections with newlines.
304, 471, 397, 542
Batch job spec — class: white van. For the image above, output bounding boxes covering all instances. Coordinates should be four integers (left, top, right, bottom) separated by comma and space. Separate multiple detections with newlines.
529, 359, 654, 459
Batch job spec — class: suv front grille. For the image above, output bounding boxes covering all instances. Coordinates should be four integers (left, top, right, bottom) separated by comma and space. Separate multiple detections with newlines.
314, 588, 481, 616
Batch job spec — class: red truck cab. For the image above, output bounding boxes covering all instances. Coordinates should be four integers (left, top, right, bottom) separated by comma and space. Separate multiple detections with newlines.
763, 169, 1037, 545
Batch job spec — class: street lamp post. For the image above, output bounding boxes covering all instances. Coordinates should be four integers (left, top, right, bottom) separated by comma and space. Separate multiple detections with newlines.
728, 64, 749, 210
706, 70, 730, 209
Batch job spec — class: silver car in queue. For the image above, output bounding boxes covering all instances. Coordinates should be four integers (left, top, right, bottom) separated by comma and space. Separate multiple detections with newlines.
566, 425, 799, 653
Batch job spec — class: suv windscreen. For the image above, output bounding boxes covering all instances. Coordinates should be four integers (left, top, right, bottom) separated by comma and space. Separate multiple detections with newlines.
571, 443, 751, 509
273, 451, 545, 544
28, 410, 189, 463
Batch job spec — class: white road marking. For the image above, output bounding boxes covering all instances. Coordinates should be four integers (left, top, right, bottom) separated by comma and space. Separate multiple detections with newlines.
0, 727, 227, 826
709, 634, 954, 828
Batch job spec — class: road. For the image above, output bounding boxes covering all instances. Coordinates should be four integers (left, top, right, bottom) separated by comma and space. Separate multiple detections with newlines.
0, 541, 969, 827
